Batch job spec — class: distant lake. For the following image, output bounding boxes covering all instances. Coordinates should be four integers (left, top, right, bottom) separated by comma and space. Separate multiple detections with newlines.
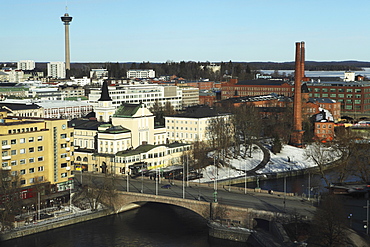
261, 68, 370, 79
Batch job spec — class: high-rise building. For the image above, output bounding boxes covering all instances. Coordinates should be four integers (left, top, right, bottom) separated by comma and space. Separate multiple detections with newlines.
17, 60, 35, 71
47, 62, 66, 79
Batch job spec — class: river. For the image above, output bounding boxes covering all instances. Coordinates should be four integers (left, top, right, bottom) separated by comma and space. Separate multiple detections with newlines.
1, 203, 252, 247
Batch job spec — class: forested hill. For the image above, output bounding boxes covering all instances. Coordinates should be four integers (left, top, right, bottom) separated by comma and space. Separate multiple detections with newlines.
2, 61, 370, 81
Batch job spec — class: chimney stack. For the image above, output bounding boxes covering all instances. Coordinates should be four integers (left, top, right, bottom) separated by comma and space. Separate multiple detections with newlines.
290, 42, 305, 147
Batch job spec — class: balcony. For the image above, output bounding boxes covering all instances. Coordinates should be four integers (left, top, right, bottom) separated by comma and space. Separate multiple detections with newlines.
2, 145, 11, 150
2, 156, 11, 161
65, 147, 71, 151
65, 138, 71, 142
66, 157, 71, 161
2, 166, 11, 170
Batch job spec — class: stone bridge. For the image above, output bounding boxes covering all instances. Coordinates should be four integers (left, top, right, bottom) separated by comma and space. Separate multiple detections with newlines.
112, 191, 284, 229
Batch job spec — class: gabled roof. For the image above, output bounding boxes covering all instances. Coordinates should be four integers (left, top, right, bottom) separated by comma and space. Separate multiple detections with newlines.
172, 105, 228, 118
113, 103, 142, 117
68, 118, 108, 130
99, 125, 130, 134
236, 79, 290, 86
308, 98, 337, 104
0, 103, 41, 110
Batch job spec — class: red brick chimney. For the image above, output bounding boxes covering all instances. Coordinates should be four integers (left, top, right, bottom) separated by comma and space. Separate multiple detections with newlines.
290, 42, 305, 147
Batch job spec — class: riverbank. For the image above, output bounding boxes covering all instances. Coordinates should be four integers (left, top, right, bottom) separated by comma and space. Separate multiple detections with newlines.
0, 204, 140, 242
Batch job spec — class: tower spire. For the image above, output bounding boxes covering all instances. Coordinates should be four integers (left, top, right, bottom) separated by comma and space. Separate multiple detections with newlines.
98, 81, 112, 101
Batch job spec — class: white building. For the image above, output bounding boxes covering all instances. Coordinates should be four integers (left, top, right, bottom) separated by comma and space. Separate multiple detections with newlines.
71, 77, 91, 86
17, 60, 35, 70
165, 105, 231, 143
88, 83, 182, 111
0, 69, 24, 83
90, 69, 108, 79
127, 69, 155, 79
344, 72, 355, 82
37, 100, 93, 120
47, 62, 66, 79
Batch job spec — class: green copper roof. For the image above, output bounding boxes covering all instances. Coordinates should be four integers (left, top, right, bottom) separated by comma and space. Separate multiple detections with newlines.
113, 103, 142, 118
99, 125, 130, 134
116, 144, 157, 157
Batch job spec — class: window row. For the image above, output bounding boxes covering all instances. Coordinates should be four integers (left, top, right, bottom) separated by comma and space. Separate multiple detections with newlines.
2, 157, 44, 166
7, 127, 39, 134
2, 136, 43, 146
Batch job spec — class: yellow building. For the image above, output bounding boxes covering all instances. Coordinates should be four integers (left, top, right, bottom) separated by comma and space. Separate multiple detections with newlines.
0, 110, 74, 195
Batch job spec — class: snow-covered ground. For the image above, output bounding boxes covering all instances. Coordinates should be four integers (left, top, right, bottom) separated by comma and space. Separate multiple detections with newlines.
199, 144, 317, 183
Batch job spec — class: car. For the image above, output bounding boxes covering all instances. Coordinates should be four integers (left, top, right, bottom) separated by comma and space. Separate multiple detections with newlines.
161, 184, 171, 189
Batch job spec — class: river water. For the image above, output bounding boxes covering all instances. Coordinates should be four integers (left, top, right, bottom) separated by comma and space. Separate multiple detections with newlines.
2, 203, 251, 247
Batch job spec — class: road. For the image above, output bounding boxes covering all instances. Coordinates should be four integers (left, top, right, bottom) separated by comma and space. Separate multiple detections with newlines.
74, 172, 317, 219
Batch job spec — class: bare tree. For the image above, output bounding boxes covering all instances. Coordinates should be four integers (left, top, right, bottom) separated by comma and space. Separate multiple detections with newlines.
309, 195, 348, 247
206, 115, 233, 164
304, 142, 341, 187
192, 140, 211, 171
232, 103, 262, 158
73, 173, 118, 211
0, 170, 22, 231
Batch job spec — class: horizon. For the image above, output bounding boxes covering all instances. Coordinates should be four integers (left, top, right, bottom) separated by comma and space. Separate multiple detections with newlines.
3, 1, 370, 63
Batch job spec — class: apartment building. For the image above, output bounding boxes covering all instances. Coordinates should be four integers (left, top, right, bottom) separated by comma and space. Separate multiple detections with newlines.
126, 69, 155, 79
165, 105, 231, 143
0, 111, 74, 194
180, 87, 199, 108
47, 62, 66, 79
88, 83, 182, 111
17, 60, 35, 71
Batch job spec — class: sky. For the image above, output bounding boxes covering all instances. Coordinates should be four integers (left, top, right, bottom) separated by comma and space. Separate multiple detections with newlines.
2, 0, 370, 63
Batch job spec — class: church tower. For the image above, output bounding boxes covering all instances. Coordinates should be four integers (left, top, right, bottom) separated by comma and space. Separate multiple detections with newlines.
94, 81, 115, 122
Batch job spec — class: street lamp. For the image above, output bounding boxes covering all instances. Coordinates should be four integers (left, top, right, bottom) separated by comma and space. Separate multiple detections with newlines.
66, 166, 72, 212
244, 164, 247, 194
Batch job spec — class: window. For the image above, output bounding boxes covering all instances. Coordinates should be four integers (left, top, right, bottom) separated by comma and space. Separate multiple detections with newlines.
11, 139, 16, 144
20, 159, 26, 165
2, 140, 7, 146
29, 158, 35, 163
29, 168, 35, 173
20, 180, 26, 185
61, 143, 67, 148
2, 151, 8, 157
61, 173, 67, 178
29, 137, 34, 142
38, 176, 44, 182
37, 136, 43, 141
29, 147, 35, 153
61, 153, 67, 158
11, 161, 17, 166
11, 150, 16, 155
61, 134, 67, 139
29, 178, 35, 183
20, 138, 26, 143
20, 148, 26, 154
38, 156, 44, 162
38, 146, 43, 151
38, 166, 44, 171
61, 163, 67, 168
20, 169, 26, 175
2, 162, 9, 167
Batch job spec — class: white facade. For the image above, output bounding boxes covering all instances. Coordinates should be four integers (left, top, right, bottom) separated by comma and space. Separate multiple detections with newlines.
165, 113, 231, 143
344, 72, 355, 82
71, 77, 90, 86
88, 83, 182, 111
17, 60, 35, 70
47, 62, 66, 79
1, 69, 24, 83
90, 69, 108, 79
127, 69, 155, 79
38, 100, 93, 119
